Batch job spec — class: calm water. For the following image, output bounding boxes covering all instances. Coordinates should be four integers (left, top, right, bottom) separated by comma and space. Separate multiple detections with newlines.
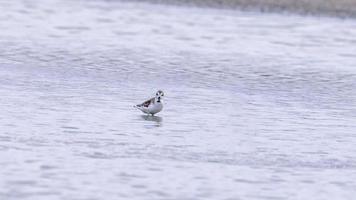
1, 0, 356, 199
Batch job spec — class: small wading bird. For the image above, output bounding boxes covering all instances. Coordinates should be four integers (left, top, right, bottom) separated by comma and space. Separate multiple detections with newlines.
134, 90, 164, 116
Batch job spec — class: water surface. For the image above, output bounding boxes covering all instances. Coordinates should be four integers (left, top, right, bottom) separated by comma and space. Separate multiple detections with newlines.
0, 0, 356, 199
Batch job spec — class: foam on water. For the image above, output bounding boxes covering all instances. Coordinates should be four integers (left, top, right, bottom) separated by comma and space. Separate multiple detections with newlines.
0, 0, 356, 199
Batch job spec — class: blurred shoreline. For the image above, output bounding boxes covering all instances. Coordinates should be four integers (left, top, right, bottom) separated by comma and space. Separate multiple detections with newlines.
123, 0, 356, 18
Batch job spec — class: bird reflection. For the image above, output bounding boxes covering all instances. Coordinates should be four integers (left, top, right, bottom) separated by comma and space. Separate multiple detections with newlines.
141, 115, 163, 127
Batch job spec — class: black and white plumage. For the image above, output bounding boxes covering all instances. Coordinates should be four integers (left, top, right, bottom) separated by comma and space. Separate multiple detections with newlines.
134, 90, 164, 115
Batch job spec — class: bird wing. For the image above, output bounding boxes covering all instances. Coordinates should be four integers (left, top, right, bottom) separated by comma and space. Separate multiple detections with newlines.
137, 97, 154, 107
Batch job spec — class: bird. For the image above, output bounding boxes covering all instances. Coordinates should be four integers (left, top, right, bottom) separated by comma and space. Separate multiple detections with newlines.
134, 90, 164, 116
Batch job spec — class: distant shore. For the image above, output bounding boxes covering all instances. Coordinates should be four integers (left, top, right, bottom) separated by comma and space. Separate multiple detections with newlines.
125, 0, 356, 18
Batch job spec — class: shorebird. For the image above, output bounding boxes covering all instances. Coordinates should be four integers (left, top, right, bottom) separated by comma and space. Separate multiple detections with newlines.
134, 90, 164, 116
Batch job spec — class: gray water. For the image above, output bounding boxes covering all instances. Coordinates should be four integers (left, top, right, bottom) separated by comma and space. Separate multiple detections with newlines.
131, 0, 356, 18
1, 0, 356, 199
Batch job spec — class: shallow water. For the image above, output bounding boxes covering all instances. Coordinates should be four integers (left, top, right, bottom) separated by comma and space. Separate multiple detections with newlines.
1, 0, 356, 199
